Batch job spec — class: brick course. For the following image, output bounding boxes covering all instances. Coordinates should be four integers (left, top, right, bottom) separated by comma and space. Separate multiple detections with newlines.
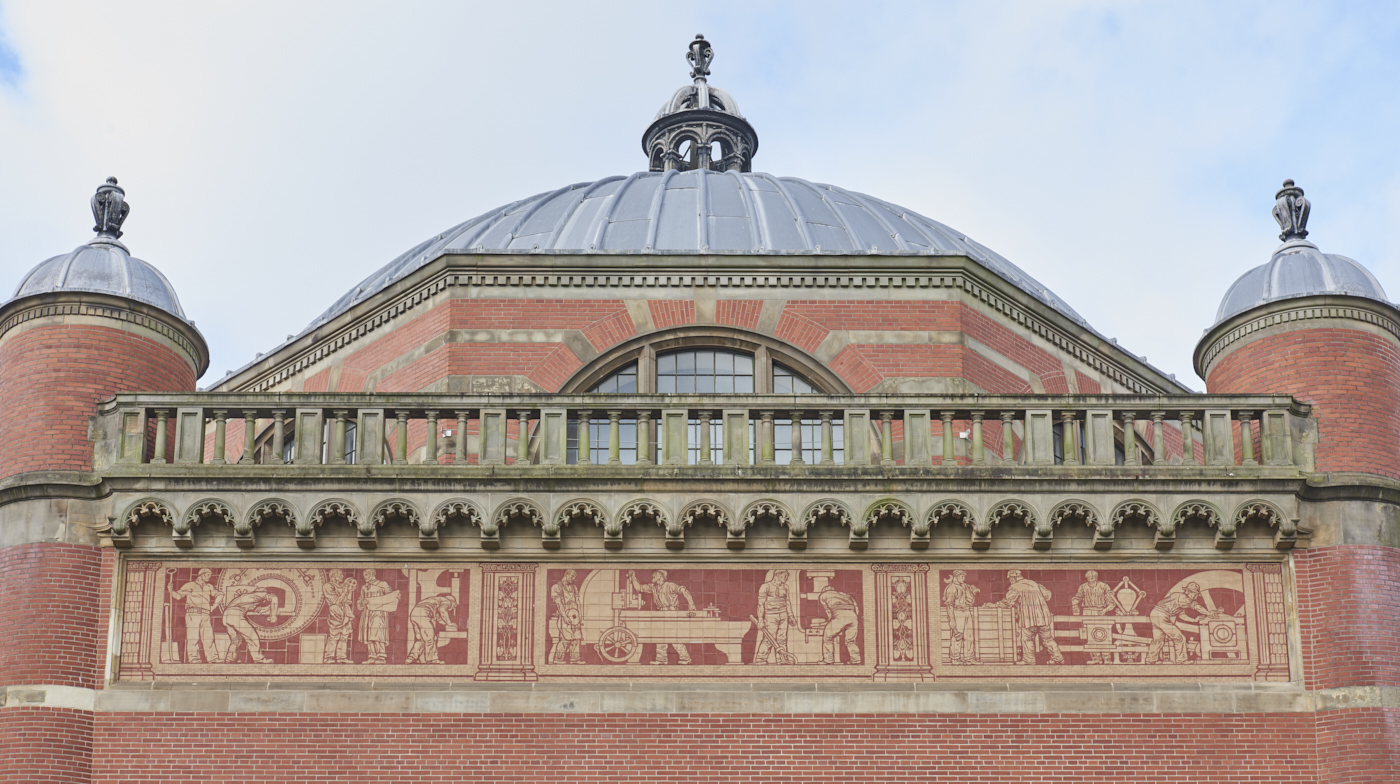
1206, 327, 1400, 479
0, 324, 196, 478
91, 712, 1318, 783
0, 543, 101, 689
1, 707, 92, 784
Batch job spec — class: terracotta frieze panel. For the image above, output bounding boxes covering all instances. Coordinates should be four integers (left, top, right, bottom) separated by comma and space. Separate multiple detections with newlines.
116, 560, 1290, 683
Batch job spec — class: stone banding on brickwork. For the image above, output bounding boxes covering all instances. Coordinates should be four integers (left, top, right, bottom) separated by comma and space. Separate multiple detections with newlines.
1194, 294, 1400, 379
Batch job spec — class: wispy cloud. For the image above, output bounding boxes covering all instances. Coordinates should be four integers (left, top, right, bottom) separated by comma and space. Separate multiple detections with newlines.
0, 7, 22, 89
0, 1, 1396, 385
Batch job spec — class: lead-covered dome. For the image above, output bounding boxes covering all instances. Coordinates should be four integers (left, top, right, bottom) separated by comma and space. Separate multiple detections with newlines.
306, 169, 1091, 332
9, 178, 189, 321
1214, 180, 1389, 325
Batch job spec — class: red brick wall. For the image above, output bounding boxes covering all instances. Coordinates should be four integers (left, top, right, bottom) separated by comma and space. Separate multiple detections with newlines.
0, 707, 92, 784
1316, 707, 1400, 783
1206, 327, 1400, 479
0, 323, 197, 478
1294, 546, 1400, 690
93, 712, 1316, 783
0, 543, 102, 689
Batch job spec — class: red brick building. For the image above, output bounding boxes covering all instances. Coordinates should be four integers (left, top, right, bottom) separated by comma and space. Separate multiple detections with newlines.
1, 37, 1395, 783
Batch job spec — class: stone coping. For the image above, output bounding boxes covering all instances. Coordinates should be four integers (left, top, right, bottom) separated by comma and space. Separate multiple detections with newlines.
10, 682, 1395, 715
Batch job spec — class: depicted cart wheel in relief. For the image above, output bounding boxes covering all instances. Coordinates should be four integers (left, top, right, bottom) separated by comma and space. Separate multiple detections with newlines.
548, 569, 585, 664
321, 569, 358, 664
356, 569, 398, 664
990, 570, 1064, 665
753, 570, 797, 665
596, 625, 639, 663
1071, 571, 1116, 664
942, 569, 980, 665
167, 567, 221, 664
627, 569, 697, 665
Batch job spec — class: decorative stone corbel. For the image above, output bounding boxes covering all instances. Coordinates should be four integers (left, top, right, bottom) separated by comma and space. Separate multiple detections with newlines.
552, 500, 606, 550
793, 501, 850, 551
1049, 501, 1098, 552
491, 499, 543, 550
922, 502, 975, 551
369, 500, 421, 550
111, 499, 176, 548
985, 501, 1034, 550
677, 502, 722, 550
246, 499, 296, 549
184, 500, 236, 549
307, 499, 360, 550
617, 501, 667, 550
430, 500, 481, 550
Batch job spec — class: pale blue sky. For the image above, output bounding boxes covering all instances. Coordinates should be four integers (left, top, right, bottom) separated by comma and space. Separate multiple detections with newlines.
1, 1, 1397, 386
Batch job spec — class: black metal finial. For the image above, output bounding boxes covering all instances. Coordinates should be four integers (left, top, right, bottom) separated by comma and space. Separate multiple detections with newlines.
91, 176, 129, 240
1273, 178, 1310, 242
688, 34, 713, 81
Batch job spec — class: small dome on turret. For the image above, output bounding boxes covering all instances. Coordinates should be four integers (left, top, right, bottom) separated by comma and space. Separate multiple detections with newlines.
1214, 180, 1389, 325
643, 35, 758, 173
10, 178, 189, 321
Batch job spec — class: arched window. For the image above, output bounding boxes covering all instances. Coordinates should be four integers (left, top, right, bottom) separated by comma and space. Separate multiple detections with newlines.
566, 348, 842, 465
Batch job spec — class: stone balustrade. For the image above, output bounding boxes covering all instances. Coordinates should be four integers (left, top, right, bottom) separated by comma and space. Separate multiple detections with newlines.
96, 392, 1313, 472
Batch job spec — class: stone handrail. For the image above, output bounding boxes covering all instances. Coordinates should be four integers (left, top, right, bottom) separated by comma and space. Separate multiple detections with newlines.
95, 392, 1313, 472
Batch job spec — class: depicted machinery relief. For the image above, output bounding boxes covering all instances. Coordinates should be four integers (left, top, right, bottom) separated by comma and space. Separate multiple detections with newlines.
118, 560, 1288, 682
543, 566, 866, 670
936, 566, 1282, 678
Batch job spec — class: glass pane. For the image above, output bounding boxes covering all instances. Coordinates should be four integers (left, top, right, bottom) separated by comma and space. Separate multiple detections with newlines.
773, 375, 792, 393
658, 354, 675, 373
716, 352, 733, 373
677, 351, 694, 372
716, 375, 733, 393
658, 376, 675, 393
735, 354, 753, 374
696, 350, 713, 372
617, 373, 636, 393
679, 375, 695, 393
589, 362, 638, 395
696, 375, 714, 393
735, 376, 754, 394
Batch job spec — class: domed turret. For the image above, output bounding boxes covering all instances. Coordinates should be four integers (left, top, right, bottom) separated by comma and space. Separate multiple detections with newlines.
642, 35, 758, 172
1212, 180, 1389, 325
1196, 179, 1400, 478
11, 178, 189, 320
0, 178, 207, 479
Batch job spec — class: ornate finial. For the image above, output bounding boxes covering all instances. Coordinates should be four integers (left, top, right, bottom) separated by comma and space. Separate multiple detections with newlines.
687, 34, 713, 81
1272, 178, 1310, 242
91, 176, 129, 240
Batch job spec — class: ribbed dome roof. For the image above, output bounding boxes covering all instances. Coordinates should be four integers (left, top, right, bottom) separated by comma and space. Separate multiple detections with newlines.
1215, 240, 1388, 324
305, 169, 1091, 332
12, 238, 188, 321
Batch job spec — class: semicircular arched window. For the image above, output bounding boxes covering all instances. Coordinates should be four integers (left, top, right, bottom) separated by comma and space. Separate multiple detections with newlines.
567, 349, 842, 465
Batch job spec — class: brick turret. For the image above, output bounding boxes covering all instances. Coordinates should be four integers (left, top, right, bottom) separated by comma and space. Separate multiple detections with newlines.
1196, 180, 1400, 781
0, 179, 206, 783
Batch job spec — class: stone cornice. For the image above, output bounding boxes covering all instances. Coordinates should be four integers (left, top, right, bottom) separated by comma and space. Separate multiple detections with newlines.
1194, 294, 1400, 379
222, 254, 1184, 396
0, 291, 210, 377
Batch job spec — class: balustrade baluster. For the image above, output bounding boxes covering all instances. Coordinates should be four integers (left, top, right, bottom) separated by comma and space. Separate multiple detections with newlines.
1060, 411, 1078, 466
393, 411, 409, 465
516, 410, 530, 464
880, 412, 895, 466
940, 411, 955, 466
272, 410, 286, 464
819, 411, 835, 466
789, 411, 804, 465
697, 410, 713, 466
454, 411, 468, 465
1180, 412, 1198, 466
1239, 411, 1256, 465
970, 412, 984, 464
425, 411, 439, 464
1000, 411, 1015, 465
1122, 412, 1139, 466
758, 411, 775, 465
239, 411, 256, 465
1150, 412, 1166, 466
637, 410, 653, 465
331, 410, 348, 464
578, 410, 593, 466
152, 409, 169, 464
607, 411, 622, 465
210, 411, 228, 465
